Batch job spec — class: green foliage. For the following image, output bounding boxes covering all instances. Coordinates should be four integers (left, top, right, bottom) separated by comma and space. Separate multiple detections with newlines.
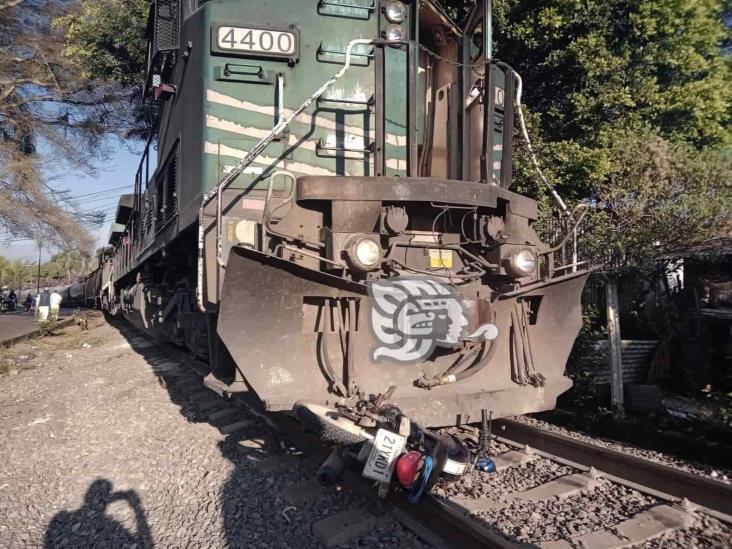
56, 0, 150, 86
37, 318, 59, 337
577, 128, 732, 266
494, 0, 732, 149
491, 0, 732, 266
0, 257, 29, 289
43, 250, 95, 283
562, 305, 607, 410
0, 250, 94, 289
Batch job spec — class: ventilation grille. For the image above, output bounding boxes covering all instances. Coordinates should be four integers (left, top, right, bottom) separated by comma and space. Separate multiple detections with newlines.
144, 204, 154, 236
164, 150, 178, 223
154, 0, 180, 52
156, 143, 179, 233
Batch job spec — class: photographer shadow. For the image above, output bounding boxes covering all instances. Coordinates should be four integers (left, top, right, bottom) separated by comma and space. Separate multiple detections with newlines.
44, 479, 154, 549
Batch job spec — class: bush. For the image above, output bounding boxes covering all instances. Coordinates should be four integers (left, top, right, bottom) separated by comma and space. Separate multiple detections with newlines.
37, 318, 58, 337
561, 305, 607, 410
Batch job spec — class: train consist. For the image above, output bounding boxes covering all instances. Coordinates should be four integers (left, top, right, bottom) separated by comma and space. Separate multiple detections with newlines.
74, 0, 588, 484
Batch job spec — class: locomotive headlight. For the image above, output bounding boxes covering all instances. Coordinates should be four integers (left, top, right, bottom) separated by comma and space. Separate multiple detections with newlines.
508, 249, 537, 277
346, 235, 383, 272
384, 24, 407, 42
384, 1, 407, 23
355, 238, 382, 267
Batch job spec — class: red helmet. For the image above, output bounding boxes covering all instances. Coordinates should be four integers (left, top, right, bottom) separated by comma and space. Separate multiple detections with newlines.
395, 451, 424, 488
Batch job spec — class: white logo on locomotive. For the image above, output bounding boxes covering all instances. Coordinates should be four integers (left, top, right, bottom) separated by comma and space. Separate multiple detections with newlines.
368, 277, 497, 364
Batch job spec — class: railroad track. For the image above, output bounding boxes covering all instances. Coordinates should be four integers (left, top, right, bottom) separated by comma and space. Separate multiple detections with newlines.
116, 319, 732, 549
428, 421, 732, 548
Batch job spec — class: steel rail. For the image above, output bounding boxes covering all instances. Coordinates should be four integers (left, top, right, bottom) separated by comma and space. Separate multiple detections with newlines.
495, 418, 732, 519
414, 495, 522, 549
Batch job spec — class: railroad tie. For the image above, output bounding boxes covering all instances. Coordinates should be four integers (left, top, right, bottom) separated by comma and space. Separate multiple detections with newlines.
207, 407, 240, 424
149, 360, 182, 374
491, 450, 536, 470
280, 479, 328, 506
194, 395, 226, 412
218, 419, 255, 436
452, 473, 602, 515
312, 509, 377, 548
171, 377, 204, 391
503, 473, 603, 503
564, 504, 690, 549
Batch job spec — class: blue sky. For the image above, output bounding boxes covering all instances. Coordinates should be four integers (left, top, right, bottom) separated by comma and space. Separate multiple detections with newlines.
1, 143, 140, 262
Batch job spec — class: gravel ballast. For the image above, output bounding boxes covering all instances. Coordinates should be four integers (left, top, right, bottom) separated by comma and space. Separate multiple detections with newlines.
0, 317, 432, 548
476, 483, 658, 545
434, 456, 576, 500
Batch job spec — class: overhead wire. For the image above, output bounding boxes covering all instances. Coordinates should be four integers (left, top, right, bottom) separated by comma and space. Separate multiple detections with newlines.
59, 184, 134, 201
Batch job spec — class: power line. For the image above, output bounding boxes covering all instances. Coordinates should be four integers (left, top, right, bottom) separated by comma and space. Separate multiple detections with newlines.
72, 191, 135, 207
72, 202, 121, 213
59, 184, 134, 201
0, 237, 36, 244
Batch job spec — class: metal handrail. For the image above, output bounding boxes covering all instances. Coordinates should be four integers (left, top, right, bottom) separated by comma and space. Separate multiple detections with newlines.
196, 39, 386, 313
318, 0, 375, 13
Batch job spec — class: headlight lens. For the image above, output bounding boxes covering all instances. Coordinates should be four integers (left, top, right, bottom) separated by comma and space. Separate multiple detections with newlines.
385, 24, 406, 42
355, 238, 382, 268
384, 1, 407, 23
346, 236, 383, 272
509, 249, 537, 276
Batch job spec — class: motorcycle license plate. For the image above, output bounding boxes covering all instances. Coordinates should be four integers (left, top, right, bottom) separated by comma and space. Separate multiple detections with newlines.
362, 429, 406, 483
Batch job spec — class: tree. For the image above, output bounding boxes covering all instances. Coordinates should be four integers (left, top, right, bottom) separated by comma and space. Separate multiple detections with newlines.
56, 0, 155, 140
44, 249, 93, 283
578, 130, 731, 266
0, 256, 33, 290
489, 0, 732, 263
58, 0, 149, 86
0, 0, 140, 252
0, 250, 93, 289
493, 0, 732, 149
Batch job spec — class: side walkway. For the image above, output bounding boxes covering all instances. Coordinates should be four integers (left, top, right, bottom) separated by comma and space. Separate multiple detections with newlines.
0, 310, 72, 347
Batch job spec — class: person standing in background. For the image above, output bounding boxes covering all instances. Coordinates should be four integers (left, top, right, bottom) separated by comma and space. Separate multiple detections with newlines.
50, 289, 63, 320
36, 288, 51, 321
24, 293, 33, 312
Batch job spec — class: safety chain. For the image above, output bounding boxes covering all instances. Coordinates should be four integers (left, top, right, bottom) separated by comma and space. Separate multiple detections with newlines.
417, 43, 492, 68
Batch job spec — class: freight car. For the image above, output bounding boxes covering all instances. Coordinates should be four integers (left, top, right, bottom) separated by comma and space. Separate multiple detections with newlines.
87, 0, 588, 479
62, 267, 104, 309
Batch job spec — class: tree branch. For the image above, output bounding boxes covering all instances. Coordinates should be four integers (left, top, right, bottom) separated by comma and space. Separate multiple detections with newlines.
0, 0, 23, 11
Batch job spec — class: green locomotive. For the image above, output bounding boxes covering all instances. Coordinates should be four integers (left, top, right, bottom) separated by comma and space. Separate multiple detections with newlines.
102, 0, 589, 433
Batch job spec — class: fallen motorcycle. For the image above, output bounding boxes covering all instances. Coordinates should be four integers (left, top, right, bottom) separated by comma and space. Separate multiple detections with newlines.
296, 387, 475, 503
0, 296, 15, 313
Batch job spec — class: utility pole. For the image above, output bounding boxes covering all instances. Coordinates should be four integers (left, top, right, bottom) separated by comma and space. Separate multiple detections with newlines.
486, 0, 493, 60
36, 241, 42, 295
606, 279, 624, 413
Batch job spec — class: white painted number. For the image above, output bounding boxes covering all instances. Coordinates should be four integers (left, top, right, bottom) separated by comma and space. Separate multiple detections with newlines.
217, 26, 296, 56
